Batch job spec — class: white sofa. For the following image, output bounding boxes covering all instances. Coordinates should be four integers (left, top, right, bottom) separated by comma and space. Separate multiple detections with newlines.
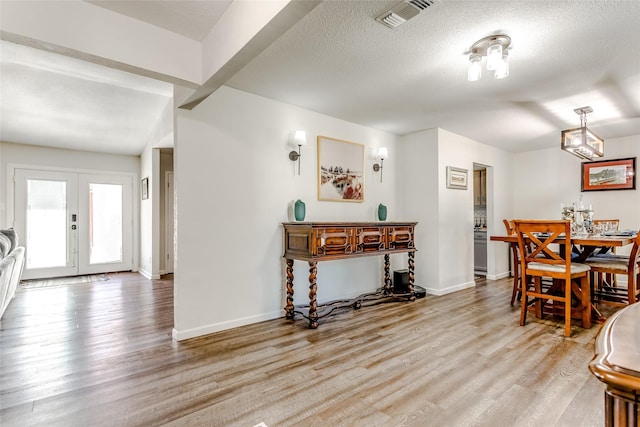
0, 229, 25, 319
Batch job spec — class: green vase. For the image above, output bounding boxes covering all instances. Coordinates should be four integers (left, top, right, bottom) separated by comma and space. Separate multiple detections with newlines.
378, 203, 387, 221
294, 199, 306, 221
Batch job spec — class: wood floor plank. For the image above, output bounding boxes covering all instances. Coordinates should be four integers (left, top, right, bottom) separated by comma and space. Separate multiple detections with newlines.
0, 273, 612, 426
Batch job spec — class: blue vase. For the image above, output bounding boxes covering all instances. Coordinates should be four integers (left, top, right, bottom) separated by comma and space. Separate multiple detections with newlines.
378, 203, 387, 221
294, 199, 306, 221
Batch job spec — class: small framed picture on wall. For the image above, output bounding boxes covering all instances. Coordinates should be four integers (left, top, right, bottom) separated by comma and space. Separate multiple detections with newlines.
446, 166, 468, 190
141, 177, 149, 200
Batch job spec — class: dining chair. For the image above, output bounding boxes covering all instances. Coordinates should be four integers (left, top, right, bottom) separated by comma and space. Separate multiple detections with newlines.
593, 219, 620, 253
504, 219, 554, 306
585, 232, 640, 306
514, 219, 592, 337
590, 219, 621, 286
503, 219, 521, 305
593, 219, 620, 232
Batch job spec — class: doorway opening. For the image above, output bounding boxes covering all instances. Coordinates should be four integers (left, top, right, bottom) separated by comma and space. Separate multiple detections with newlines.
473, 164, 487, 276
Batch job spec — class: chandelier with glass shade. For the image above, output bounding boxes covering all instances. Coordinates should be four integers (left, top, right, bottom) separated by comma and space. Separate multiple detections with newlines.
467, 34, 511, 82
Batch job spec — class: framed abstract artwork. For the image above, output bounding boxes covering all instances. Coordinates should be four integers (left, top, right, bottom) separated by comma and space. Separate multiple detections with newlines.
317, 136, 364, 202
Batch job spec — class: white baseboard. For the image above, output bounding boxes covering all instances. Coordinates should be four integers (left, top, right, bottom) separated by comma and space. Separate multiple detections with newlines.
171, 287, 385, 341
487, 272, 510, 280
424, 280, 475, 296
172, 310, 283, 341
138, 268, 160, 280
138, 268, 151, 279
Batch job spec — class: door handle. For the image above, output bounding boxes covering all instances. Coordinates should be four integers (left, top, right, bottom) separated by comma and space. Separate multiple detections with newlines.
70, 226, 77, 267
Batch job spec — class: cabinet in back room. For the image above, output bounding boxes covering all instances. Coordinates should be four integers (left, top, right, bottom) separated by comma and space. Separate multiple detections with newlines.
473, 168, 486, 207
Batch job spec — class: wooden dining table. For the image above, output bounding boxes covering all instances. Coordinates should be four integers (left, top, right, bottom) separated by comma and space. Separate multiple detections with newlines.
589, 301, 640, 425
490, 233, 636, 262
491, 232, 637, 323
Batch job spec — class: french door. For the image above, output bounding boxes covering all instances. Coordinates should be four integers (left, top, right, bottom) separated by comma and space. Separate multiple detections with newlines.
14, 169, 133, 280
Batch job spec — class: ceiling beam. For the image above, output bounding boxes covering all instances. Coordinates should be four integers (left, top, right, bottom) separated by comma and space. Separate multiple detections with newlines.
179, 0, 321, 110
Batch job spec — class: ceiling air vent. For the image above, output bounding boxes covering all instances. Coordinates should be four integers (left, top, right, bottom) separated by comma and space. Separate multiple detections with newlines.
408, 0, 438, 11
376, 0, 438, 29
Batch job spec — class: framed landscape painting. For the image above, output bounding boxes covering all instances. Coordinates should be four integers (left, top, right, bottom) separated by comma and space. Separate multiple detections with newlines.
317, 136, 364, 202
581, 157, 636, 191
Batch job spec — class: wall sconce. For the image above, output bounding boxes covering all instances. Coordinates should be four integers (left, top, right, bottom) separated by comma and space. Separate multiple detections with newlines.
372, 147, 388, 182
467, 34, 511, 81
288, 130, 307, 174
561, 106, 604, 160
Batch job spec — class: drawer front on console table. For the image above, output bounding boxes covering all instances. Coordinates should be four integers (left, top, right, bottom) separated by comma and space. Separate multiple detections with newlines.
313, 226, 355, 257
283, 226, 313, 260
283, 222, 417, 261
388, 225, 415, 250
355, 226, 386, 253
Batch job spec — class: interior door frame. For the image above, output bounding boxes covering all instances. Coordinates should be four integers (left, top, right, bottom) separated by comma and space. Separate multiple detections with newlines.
164, 170, 174, 274
7, 163, 140, 278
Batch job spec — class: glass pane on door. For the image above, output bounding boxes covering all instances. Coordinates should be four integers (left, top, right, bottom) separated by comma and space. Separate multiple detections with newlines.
15, 169, 132, 279
88, 183, 123, 264
26, 179, 67, 269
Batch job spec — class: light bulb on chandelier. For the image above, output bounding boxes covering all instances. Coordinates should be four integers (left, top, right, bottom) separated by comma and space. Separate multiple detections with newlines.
467, 34, 511, 81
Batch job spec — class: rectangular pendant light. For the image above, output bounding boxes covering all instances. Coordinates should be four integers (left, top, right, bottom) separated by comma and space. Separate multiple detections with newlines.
561, 126, 604, 160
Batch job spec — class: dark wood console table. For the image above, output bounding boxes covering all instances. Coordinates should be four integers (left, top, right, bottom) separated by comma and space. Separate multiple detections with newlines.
589, 302, 640, 426
282, 221, 418, 328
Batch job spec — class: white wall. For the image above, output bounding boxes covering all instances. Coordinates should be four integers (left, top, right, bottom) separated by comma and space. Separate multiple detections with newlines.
397, 129, 439, 293
398, 128, 515, 295
1, 142, 140, 178
139, 145, 154, 278
139, 98, 175, 279
173, 86, 400, 340
438, 129, 515, 284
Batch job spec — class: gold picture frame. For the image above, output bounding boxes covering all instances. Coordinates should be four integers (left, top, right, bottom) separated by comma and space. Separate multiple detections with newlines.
317, 136, 364, 202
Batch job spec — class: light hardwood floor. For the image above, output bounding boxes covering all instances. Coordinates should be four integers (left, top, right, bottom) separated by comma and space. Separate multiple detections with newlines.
1, 273, 608, 427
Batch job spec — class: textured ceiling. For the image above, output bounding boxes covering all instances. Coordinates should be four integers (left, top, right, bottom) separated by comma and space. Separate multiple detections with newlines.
226, 0, 640, 152
1, 0, 639, 156
1, 40, 173, 155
